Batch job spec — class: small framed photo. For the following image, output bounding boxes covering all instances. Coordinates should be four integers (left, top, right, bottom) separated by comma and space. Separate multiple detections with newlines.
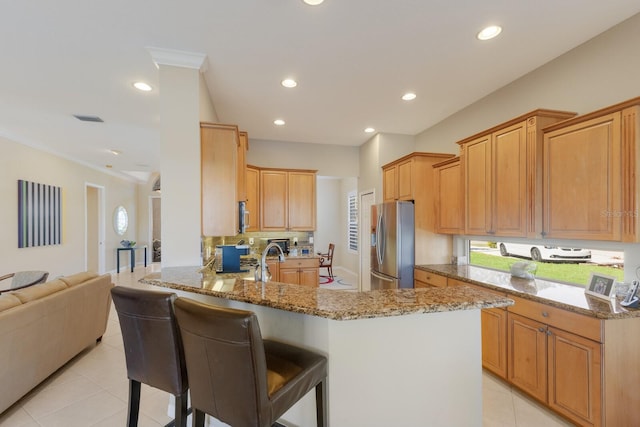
585, 273, 617, 300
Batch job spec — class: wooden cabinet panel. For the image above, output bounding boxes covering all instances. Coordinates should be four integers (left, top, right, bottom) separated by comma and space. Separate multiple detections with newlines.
279, 258, 319, 287
265, 259, 279, 282
464, 135, 492, 235
508, 312, 548, 402
260, 170, 288, 230
383, 167, 397, 202
237, 131, 248, 203
434, 157, 462, 234
548, 327, 601, 426
481, 308, 508, 379
543, 112, 622, 241
279, 268, 299, 285
299, 268, 320, 287
245, 166, 260, 232
397, 159, 413, 200
288, 171, 316, 230
201, 123, 239, 236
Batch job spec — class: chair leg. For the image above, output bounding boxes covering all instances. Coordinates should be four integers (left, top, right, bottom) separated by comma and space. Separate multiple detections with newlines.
315, 379, 327, 427
175, 394, 188, 427
127, 380, 141, 427
193, 409, 206, 427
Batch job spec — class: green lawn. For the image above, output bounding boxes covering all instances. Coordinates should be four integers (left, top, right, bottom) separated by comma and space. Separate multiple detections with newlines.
470, 251, 624, 286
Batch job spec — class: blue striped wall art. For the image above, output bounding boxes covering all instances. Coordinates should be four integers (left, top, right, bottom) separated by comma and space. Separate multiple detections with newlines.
17, 180, 62, 248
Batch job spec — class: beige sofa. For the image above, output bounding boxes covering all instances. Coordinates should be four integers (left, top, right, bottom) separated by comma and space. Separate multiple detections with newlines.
0, 272, 114, 414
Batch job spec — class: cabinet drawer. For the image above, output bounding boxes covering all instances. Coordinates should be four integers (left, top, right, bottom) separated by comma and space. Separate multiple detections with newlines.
281, 257, 319, 269
508, 295, 602, 342
414, 269, 447, 287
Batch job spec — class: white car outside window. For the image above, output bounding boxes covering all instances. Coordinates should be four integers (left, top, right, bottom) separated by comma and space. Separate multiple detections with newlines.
498, 243, 591, 262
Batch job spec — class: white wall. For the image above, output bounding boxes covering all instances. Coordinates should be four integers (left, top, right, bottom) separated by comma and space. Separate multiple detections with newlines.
0, 136, 137, 278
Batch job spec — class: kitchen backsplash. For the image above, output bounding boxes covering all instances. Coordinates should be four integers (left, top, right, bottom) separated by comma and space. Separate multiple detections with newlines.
202, 231, 315, 262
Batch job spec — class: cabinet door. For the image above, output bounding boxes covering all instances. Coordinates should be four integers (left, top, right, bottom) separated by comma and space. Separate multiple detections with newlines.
464, 135, 492, 235
260, 170, 288, 231
299, 267, 319, 287
266, 259, 279, 282
201, 124, 238, 236
547, 327, 602, 426
397, 159, 413, 200
492, 122, 527, 237
434, 159, 462, 234
288, 172, 316, 230
543, 112, 622, 240
237, 131, 248, 203
481, 308, 508, 379
279, 268, 299, 285
508, 312, 547, 402
245, 166, 260, 232
383, 166, 397, 202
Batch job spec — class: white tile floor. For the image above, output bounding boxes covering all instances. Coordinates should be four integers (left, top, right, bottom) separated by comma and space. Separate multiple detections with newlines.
0, 265, 573, 427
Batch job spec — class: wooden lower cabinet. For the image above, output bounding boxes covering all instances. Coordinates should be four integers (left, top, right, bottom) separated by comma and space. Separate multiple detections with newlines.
265, 259, 279, 282
480, 307, 508, 379
279, 258, 319, 287
507, 298, 603, 427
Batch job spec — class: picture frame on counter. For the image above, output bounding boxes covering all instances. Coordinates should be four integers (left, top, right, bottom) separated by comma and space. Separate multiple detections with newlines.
585, 272, 617, 300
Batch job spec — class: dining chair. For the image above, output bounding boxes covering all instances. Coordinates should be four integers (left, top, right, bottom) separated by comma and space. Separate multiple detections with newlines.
174, 297, 327, 427
111, 286, 189, 427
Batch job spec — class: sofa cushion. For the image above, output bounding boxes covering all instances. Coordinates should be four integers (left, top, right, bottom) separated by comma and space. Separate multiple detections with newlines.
59, 272, 99, 287
0, 294, 22, 312
10, 280, 68, 303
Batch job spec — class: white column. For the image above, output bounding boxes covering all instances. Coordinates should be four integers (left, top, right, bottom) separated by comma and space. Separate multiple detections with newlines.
148, 48, 207, 267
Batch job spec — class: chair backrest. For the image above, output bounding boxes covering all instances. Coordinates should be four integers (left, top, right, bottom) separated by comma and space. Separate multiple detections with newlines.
174, 298, 271, 427
327, 243, 335, 260
111, 286, 188, 396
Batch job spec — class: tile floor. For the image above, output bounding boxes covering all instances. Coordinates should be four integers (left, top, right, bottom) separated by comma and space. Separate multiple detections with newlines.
0, 265, 573, 427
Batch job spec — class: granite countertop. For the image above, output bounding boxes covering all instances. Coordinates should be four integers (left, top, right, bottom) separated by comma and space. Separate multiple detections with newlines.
141, 266, 513, 321
416, 264, 640, 320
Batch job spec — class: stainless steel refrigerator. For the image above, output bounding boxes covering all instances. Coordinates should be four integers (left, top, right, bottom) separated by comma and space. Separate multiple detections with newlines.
370, 201, 415, 289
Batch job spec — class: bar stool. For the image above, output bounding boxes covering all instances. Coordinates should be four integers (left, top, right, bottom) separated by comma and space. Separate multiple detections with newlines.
111, 287, 189, 427
174, 298, 327, 427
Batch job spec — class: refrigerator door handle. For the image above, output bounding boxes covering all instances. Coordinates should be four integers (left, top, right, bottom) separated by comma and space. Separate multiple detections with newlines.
376, 211, 384, 266
371, 270, 395, 282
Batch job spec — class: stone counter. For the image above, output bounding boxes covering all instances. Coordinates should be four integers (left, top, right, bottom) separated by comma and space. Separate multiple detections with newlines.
416, 264, 640, 320
141, 266, 513, 321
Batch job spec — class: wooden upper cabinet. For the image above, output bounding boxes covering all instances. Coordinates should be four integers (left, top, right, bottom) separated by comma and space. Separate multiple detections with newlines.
458, 110, 576, 237
245, 165, 260, 232
396, 159, 413, 200
237, 131, 248, 203
260, 168, 317, 231
260, 169, 288, 231
433, 157, 463, 234
383, 167, 397, 202
288, 171, 316, 230
542, 99, 640, 242
201, 123, 239, 236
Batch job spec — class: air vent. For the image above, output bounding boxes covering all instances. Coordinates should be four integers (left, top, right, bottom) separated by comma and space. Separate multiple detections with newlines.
73, 114, 104, 122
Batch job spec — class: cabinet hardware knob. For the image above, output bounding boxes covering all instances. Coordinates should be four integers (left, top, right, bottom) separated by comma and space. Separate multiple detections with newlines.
541, 231, 547, 237
546, 330, 552, 336
538, 327, 545, 333
541, 312, 549, 317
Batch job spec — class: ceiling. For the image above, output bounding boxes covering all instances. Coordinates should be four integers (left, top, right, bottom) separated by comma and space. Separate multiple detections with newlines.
1, 1, 639, 182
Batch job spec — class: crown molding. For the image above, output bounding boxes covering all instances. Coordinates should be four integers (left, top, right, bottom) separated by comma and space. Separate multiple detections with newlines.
146, 47, 208, 72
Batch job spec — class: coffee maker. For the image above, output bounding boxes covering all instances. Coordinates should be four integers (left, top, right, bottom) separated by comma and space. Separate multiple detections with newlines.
214, 244, 250, 273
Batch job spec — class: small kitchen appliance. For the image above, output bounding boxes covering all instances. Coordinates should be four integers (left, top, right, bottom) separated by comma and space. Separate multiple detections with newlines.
215, 244, 251, 273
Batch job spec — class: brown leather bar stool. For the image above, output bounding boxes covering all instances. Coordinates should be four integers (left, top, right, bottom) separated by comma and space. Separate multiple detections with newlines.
174, 297, 327, 427
111, 287, 189, 427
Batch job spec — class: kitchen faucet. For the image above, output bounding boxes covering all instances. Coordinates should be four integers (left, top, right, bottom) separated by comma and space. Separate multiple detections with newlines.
258, 242, 286, 282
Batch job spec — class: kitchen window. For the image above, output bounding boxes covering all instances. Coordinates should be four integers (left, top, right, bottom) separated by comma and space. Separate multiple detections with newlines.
469, 239, 624, 287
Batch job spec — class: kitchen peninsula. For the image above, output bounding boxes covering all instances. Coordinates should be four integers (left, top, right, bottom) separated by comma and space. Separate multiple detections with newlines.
142, 267, 513, 427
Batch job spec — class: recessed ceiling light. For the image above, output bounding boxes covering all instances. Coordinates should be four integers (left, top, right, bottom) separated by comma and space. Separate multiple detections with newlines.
133, 81, 153, 91
303, 0, 324, 5
402, 93, 417, 101
281, 78, 297, 88
73, 114, 103, 122
274, 119, 286, 126
109, 149, 121, 156
365, 127, 376, 133
477, 25, 502, 41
